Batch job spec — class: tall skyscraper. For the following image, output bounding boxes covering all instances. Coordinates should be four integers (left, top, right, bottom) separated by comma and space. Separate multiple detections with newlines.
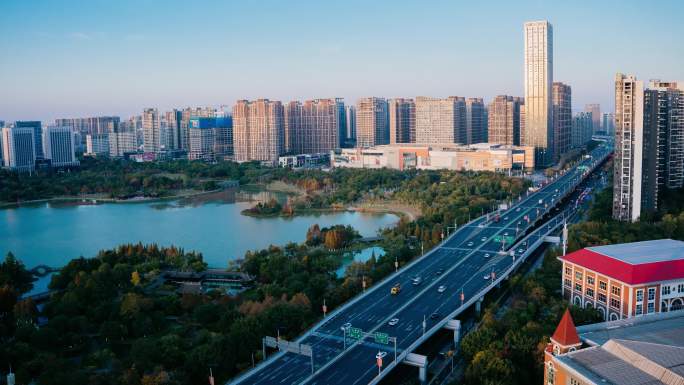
613, 73, 645, 222
415, 96, 466, 144
388, 98, 416, 144
1, 126, 35, 171
233, 99, 284, 164
552, 82, 572, 162
356, 97, 389, 148
487, 95, 523, 145
465, 98, 486, 144
523, 20, 553, 167
346, 106, 356, 147
142, 108, 161, 153
15, 121, 43, 160
43, 126, 78, 167
584, 104, 601, 134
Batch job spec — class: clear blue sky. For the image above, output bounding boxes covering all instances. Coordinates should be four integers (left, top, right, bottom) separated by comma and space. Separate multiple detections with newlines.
1, 0, 682, 122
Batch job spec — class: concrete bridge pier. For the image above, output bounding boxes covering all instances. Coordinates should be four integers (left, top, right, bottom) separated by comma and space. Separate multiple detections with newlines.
404, 353, 428, 384
475, 296, 484, 314
444, 319, 461, 347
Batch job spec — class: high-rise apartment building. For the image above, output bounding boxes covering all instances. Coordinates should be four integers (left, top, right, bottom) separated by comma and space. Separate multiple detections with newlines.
613, 75, 684, 222
388, 98, 416, 144
523, 20, 553, 167
356, 97, 389, 148
109, 131, 137, 157
162, 110, 182, 150
43, 126, 78, 167
86, 134, 110, 156
55, 116, 119, 150
602, 113, 615, 136
552, 82, 572, 162
487, 95, 524, 145
1, 126, 35, 171
284, 99, 343, 154
648, 80, 684, 191
613, 73, 645, 222
179, 107, 216, 151
336, 99, 347, 151
465, 98, 486, 144
571, 112, 593, 149
415, 96, 466, 144
15, 121, 43, 160
584, 104, 601, 134
233, 99, 284, 164
284, 101, 302, 154
188, 117, 216, 161
142, 108, 161, 153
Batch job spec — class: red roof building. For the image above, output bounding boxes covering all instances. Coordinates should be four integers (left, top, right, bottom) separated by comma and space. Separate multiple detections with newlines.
558, 239, 684, 321
550, 309, 581, 353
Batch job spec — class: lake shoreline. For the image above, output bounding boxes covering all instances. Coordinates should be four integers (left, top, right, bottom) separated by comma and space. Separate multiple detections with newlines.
0, 188, 225, 209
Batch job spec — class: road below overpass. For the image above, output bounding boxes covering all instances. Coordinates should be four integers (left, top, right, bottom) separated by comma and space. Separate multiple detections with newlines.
229, 144, 613, 385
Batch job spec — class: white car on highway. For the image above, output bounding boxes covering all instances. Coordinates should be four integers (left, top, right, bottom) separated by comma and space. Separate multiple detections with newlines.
483, 274, 491, 280
438, 285, 447, 293
388, 318, 399, 326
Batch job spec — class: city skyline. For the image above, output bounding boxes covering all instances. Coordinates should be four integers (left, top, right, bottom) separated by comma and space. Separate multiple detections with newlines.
1, 0, 682, 122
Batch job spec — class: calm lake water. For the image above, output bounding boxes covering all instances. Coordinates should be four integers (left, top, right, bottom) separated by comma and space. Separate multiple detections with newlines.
0, 189, 398, 272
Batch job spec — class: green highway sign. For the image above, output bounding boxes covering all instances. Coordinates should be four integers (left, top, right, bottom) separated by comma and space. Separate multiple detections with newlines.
349, 327, 363, 339
493, 235, 515, 244
374, 332, 389, 344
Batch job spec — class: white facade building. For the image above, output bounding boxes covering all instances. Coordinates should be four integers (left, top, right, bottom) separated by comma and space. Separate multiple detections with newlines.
1, 126, 35, 171
44, 126, 78, 167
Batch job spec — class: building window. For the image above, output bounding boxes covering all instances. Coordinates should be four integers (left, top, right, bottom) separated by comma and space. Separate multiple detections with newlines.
647, 302, 655, 314
575, 271, 583, 280
598, 293, 606, 303
636, 304, 643, 315
586, 288, 594, 298
575, 283, 582, 292
599, 281, 607, 290
610, 298, 620, 309
570, 378, 581, 385
662, 286, 671, 296
564, 279, 571, 287
565, 267, 572, 276
587, 276, 595, 285
636, 289, 643, 302
678, 284, 684, 293
648, 287, 655, 301
547, 362, 555, 385
611, 286, 621, 296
